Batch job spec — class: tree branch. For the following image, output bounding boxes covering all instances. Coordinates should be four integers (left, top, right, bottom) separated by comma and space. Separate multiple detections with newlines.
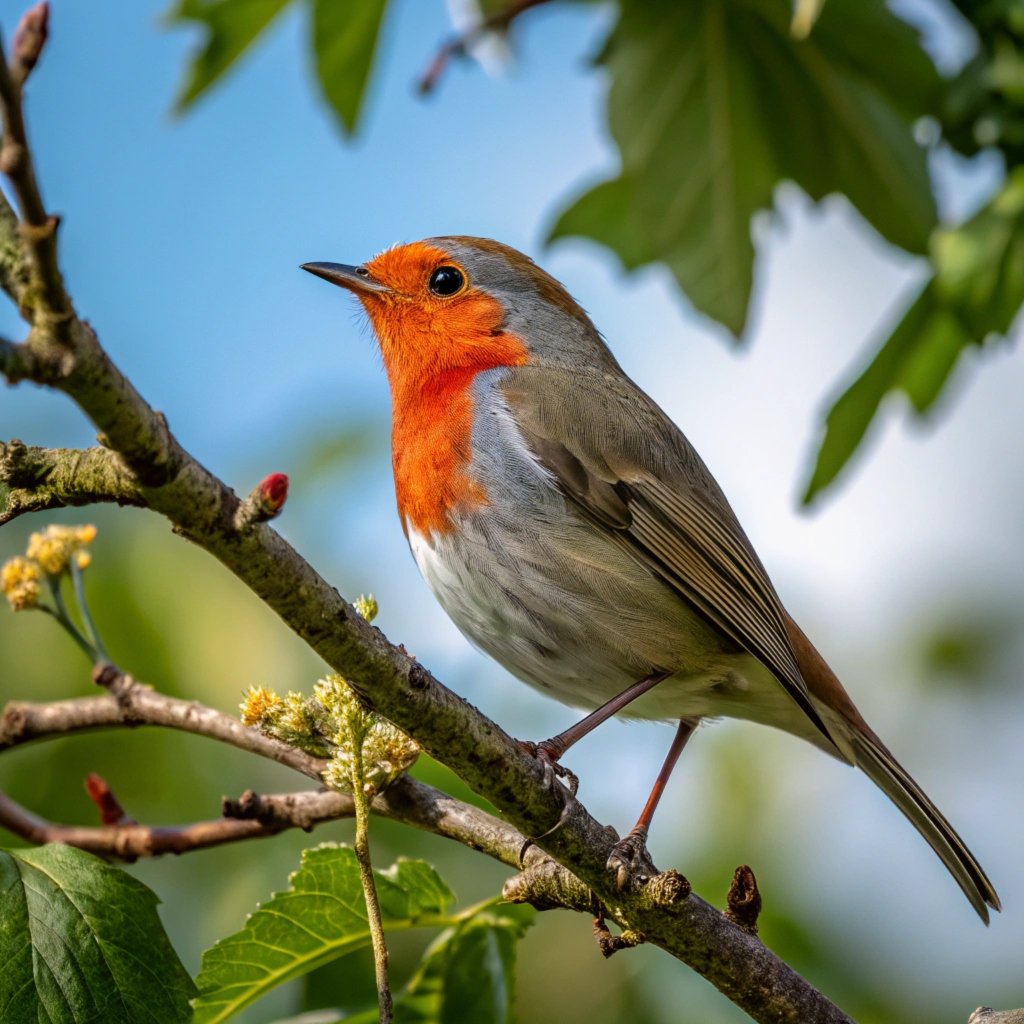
0, 3, 70, 340
0, 12, 854, 1022
1, 664, 328, 781
0, 669, 536, 871
0, 441, 144, 524
0, 788, 288, 857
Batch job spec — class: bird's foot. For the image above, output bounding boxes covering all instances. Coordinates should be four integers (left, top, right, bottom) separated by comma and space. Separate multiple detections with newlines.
607, 827, 657, 890
517, 738, 579, 796
516, 738, 580, 865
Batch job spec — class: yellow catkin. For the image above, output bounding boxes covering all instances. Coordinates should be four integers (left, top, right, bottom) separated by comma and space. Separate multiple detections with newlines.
1, 556, 42, 610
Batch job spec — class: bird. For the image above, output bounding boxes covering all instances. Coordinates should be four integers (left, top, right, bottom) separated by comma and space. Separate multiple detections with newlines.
302, 237, 1000, 922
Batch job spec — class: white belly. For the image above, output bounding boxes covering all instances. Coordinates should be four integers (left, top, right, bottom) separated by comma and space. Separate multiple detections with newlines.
407, 520, 817, 742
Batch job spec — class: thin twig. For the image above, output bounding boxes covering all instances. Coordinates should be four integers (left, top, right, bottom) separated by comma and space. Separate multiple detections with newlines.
0, 669, 329, 781
0, 788, 286, 857
418, 0, 551, 94
0, 3, 71, 338
348, 712, 393, 1024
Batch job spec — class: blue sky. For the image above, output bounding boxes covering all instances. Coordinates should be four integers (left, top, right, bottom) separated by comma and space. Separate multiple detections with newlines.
2, 0, 1023, 1015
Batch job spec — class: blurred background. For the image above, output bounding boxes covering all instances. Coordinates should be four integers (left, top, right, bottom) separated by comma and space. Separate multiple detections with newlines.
0, 1, 1022, 1021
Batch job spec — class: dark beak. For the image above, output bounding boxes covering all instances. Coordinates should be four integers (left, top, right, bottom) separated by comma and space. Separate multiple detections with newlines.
300, 262, 391, 294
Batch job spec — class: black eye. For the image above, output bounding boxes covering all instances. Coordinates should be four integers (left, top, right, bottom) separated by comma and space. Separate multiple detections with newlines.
428, 265, 464, 296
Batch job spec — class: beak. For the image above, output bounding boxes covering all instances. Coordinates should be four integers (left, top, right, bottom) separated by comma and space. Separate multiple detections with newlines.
300, 262, 391, 295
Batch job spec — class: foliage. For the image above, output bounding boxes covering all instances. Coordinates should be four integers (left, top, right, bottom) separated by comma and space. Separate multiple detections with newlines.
804, 164, 1024, 499
0, 843, 197, 1023
168, 0, 1024, 498
192, 845, 533, 1023
171, 0, 389, 133
551, 0, 939, 334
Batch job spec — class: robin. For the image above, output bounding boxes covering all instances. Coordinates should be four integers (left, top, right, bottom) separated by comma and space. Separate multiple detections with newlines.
303, 237, 1000, 922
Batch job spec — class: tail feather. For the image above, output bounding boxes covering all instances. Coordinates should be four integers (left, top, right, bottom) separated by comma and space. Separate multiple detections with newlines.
783, 611, 1000, 922
842, 720, 1001, 923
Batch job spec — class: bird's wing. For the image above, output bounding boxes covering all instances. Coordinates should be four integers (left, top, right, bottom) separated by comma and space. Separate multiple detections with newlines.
501, 365, 837, 749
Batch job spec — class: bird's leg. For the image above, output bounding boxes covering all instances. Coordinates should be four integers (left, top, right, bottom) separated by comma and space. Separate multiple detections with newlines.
519, 670, 671, 794
516, 671, 674, 859
607, 717, 697, 889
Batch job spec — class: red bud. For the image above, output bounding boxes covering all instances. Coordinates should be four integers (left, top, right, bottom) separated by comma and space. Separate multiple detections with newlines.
84, 771, 127, 826
12, 3, 49, 81
258, 472, 288, 514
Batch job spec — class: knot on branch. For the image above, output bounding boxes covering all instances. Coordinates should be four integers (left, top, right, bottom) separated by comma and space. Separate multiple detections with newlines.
639, 868, 691, 909
592, 916, 645, 959
724, 864, 762, 936
0, 702, 28, 748
221, 788, 350, 831
969, 1009, 1024, 1024
92, 662, 142, 711
0, 437, 31, 481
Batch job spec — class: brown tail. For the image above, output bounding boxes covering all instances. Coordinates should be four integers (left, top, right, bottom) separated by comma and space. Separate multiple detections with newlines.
784, 613, 1001, 923
840, 717, 1000, 922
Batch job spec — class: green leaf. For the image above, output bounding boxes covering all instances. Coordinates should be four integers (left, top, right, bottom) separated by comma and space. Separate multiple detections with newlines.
0, 844, 196, 1023
312, 0, 389, 134
430, 905, 534, 1024
171, 0, 295, 111
550, 0, 939, 336
339, 903, 535, 1024
192, 845, 456, 1024
803, 168, 1024, 502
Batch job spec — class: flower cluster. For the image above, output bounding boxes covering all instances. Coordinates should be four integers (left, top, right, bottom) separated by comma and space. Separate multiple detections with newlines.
1, 523, 97, 611
240, 673, 419, 795
1, 556, 41, 610
352, 593, 378, 624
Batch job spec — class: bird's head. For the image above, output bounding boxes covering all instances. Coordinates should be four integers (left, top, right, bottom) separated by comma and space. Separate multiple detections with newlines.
303, 236, 616, 390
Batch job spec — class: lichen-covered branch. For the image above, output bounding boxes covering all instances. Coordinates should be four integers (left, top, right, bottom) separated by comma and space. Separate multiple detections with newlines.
0, 441, 144, 524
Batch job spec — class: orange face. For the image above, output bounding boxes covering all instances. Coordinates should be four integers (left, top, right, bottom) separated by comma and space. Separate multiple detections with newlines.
349, 242, 529, 538
357, 241, 529, 388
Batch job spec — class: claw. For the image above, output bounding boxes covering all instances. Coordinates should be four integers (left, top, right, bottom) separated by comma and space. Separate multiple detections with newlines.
606, 828, 657, 890
515, 738, 579, 854
517, 738, 579, 796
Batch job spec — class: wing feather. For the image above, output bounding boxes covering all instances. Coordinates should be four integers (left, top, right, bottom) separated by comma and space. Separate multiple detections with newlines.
501, 366, 836, 748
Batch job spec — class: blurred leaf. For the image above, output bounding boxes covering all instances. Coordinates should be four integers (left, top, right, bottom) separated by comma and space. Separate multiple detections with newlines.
803, 167, 1024, 501
0, 844, 196, 1023
790, 0, 826, 39
193, 845, 456, 1023
312, 0, 390, 134
171, 0, 295, 111
917, 611, 1019, 689
293, 419, 383, 484
550, 0, 938, 336
941, 3, 1024, 163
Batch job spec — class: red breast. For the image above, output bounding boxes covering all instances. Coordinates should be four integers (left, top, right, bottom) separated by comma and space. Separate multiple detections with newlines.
357, 241, 530, 536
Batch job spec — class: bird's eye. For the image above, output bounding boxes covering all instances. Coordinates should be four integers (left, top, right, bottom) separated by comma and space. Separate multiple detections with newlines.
428, 266, 465, 297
